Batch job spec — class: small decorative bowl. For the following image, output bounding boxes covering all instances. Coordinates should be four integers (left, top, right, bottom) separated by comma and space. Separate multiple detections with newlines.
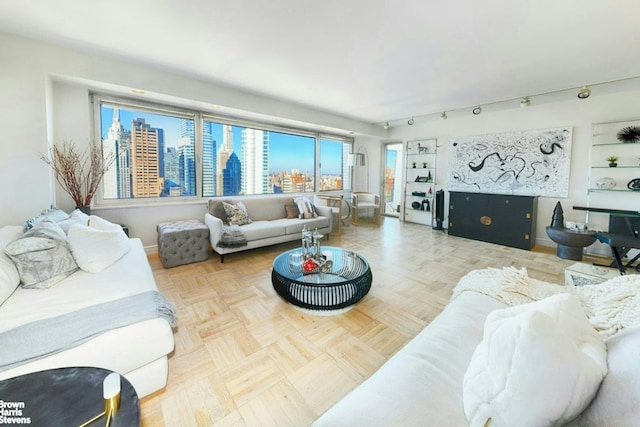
595, 177, 616, 189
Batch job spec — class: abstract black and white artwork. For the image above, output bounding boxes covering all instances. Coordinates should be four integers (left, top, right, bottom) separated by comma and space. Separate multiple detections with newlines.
447, 127, 572, 197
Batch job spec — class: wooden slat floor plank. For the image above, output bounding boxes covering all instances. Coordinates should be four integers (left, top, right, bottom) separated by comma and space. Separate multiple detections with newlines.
141, 217, 603, 426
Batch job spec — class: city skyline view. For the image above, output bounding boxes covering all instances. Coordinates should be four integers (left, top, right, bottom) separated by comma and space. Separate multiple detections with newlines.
99, 103, 349, 199
100, 107, 344, 175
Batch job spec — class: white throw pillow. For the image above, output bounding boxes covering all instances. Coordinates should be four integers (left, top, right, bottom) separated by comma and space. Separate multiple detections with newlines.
0, 226, 23, 305
463, 293, 607, 427
568, 325, 640, 426
57, 209, 90, 233
67, 215, 130, 273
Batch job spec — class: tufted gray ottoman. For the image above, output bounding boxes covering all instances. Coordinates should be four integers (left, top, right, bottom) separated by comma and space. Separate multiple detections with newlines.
157, 220, 210, 268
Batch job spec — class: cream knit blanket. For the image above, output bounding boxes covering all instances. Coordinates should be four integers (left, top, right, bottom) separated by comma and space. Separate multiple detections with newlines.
452, 267, 640, 339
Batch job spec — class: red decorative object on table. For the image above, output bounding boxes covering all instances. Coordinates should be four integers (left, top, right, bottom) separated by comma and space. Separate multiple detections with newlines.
303, 258, 317, 273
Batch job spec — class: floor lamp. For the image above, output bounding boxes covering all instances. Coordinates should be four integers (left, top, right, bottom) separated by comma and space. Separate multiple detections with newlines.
348, 147, 368, 192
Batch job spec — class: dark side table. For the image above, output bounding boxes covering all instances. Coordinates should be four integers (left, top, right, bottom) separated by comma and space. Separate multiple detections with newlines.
0, 367, 140, 426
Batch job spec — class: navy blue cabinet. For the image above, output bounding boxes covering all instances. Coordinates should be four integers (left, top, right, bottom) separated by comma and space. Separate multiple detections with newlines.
448, 191, 537, 250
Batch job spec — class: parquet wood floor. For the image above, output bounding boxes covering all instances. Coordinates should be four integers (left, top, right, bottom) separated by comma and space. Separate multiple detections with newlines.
140, 217, 601, 426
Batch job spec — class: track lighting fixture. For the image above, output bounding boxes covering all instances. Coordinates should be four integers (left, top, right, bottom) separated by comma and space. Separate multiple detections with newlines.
577, 86, 591, 99
386, 77, 639, 127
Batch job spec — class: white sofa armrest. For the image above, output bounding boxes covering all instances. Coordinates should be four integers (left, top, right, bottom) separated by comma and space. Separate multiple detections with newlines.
314, 205, 333, 233
204, 213, 223, 248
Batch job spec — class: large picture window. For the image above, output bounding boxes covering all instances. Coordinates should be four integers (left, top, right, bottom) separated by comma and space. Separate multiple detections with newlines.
96, 96, 352, 203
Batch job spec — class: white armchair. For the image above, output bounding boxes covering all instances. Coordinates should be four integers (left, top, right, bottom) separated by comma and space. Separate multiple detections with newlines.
352, 192, 381, 225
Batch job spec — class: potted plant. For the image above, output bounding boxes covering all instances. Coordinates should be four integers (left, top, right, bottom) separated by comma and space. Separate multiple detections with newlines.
40, 140, 115, 213
422, 161, 427, 168
412, 161, 416, 168
607, 155, 618, 167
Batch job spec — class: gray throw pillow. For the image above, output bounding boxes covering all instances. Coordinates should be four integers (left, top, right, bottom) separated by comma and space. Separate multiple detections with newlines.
208, 198, 231, 223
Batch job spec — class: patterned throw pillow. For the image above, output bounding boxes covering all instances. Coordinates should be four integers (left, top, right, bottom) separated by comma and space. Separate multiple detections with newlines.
4, 236, 78, 289
223, 202, 253, 226
294, 197, 317, 219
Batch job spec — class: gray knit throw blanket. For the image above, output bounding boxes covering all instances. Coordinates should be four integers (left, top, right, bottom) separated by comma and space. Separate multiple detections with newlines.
217, 224, 248, 248
0, 290, 176, 372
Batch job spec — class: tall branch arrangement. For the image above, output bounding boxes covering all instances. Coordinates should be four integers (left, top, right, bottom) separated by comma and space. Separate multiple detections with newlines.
40, 141, 115, 207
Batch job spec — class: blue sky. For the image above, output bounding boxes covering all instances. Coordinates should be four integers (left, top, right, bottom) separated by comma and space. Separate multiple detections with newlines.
101, 106, 343, 174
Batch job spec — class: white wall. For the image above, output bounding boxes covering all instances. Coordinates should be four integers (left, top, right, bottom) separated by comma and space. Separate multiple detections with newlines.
0, 31, 383, 248
389, 89, 640, 253
3, 29, 639, 254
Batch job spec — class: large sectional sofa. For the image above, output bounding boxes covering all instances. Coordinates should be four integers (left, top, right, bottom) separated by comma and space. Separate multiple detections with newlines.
314, 267, 640, 427
0, 211, 176, 399
204, 195, 332, 262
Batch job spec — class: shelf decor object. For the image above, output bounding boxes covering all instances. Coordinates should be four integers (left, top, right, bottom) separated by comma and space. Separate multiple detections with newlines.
595, 177, 616, 189
627, 178, 640, 191
616, 126, 640, 143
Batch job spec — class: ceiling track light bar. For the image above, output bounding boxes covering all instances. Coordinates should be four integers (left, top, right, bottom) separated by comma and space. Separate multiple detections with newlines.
377, 75, 640, 128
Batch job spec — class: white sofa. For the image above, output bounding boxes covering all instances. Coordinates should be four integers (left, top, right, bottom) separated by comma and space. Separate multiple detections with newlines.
314, 269, 640, 427
0, 223, 175, 399
205, 195, 332, 262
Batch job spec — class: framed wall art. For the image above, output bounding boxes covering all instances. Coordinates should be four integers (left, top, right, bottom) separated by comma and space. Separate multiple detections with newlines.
447, 127, 573, 197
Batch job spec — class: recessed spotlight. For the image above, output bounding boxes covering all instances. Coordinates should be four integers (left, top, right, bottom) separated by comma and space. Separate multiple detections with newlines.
408, 117, 415, 125
472, 106, 482, 115
131, 89, 145, 95
383, 122, 390, 129
440, 112, 447, 120
577, 86, 591, 99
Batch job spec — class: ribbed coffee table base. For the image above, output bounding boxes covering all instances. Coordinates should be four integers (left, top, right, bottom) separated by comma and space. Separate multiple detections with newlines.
271, 247, 372, 311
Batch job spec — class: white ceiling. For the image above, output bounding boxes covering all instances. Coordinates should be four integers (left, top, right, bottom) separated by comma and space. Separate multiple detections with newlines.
1, 0, 640, 126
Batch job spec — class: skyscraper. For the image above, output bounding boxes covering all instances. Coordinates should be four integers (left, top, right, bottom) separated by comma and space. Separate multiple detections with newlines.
177, 136, 195, 196
179, 119, 196, 196
102, 108, 132, 199
131, 118, 163, 198
163, 146, 180, 196
223, 152, 241, 196
241, 128, 269, 195
217, 125, 234, 195
202, 121, 217, 197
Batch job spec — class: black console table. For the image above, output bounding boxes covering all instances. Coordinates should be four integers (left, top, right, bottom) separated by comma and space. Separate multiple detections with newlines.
448, 192, 538, 250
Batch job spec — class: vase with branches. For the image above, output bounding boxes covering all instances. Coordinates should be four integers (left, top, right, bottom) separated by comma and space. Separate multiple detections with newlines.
40, 141, 115, 212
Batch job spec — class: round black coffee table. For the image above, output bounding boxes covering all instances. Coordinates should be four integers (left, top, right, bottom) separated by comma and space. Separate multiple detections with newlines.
272, 246, 372, 311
